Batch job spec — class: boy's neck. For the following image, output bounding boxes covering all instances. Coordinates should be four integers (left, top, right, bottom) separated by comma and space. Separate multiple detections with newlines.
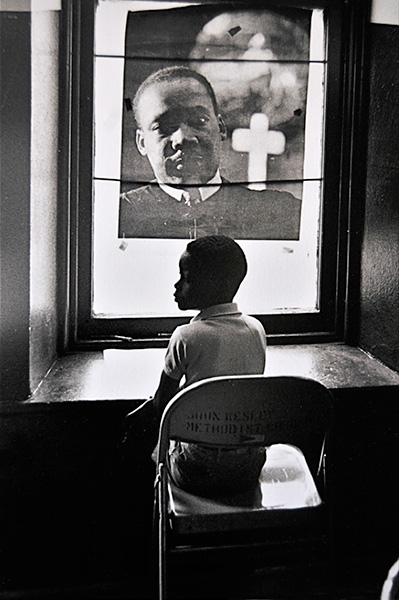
197, 298, 234, 310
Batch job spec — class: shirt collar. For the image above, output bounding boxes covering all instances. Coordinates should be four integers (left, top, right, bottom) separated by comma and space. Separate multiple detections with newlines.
191, 302, 241, 322
158, 170, 222, 203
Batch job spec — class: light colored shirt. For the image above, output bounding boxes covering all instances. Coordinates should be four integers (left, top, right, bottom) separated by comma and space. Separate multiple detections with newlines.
164, 303, 266, 387
159, 170, 222, 204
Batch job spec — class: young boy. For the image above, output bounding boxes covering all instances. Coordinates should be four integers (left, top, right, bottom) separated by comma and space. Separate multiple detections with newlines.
123, 235, 267, 498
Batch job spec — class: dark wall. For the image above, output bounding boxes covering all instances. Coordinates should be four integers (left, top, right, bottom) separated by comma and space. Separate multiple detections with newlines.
358, 24, 399, 372
0, 400, 156, 597
0, 10, 59, 401
331, 387, 399, 570
0, 12, 31, 401
0, 390, 398, 597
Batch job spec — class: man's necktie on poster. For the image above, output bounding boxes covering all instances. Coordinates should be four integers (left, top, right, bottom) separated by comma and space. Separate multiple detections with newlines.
182, 188, 202, 207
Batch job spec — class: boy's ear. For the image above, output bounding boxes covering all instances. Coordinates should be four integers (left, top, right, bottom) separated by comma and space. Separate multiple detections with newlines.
135, 129, 148, 156
218, 115, 227, 141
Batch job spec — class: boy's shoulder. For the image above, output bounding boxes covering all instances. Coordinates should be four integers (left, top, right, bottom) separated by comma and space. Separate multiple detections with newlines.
172, 310, 265, 336
241, 312, 264, 326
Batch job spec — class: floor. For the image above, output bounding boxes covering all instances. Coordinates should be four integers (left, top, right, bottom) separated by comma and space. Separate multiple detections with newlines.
1, 553, 387, 600
163, 559, 386, 600
0, 577, 384, 600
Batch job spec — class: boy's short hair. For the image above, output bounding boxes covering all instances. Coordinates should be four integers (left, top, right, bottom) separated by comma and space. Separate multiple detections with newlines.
186, 235, 247, 294
133, 66, 219, 127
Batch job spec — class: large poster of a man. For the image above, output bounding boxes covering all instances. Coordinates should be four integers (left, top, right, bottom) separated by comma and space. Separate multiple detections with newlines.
118, 4, 311, 241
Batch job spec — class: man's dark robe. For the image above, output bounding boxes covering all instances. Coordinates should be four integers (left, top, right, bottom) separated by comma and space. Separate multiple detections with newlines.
119, 181, 302, 240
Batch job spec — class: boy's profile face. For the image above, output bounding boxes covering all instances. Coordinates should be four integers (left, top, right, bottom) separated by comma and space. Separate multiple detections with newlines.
135, 77, 227, 186
174, 251, 212, 310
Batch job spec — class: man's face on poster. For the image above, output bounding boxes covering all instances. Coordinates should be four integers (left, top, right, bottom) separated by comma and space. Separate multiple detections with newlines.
134, 77, 227, 186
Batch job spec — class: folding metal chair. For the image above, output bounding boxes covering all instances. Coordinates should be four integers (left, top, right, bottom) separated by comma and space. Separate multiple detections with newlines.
153, 375, 334, 599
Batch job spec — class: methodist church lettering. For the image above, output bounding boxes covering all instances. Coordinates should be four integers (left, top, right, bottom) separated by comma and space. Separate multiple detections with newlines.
118, 5, 309, 240
184, 409, 296, 439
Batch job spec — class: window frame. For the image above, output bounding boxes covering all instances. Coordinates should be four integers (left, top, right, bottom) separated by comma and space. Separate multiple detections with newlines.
63, 0, 370, 350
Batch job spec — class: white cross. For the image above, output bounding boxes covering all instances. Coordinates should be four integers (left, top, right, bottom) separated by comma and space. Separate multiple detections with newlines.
232, 113, 286, 190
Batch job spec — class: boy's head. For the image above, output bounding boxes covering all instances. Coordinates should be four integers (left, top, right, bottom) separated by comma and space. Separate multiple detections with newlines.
174, 235, 247, 310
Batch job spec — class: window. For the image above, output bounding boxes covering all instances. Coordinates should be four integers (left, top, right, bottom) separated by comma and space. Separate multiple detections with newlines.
69, 0, 368, 346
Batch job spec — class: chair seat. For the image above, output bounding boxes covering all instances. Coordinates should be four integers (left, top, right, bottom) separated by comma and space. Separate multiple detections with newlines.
168, 444, 323, 536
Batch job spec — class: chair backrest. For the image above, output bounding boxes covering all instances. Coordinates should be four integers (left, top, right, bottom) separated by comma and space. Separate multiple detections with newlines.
157, 375, 334, 484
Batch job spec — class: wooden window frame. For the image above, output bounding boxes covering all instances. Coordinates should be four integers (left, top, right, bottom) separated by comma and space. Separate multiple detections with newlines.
60, 0, 370, 350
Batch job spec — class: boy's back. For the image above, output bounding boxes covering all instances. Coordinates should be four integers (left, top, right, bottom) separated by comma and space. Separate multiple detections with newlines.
164, 302, 266, 388
166, 302, 267, 498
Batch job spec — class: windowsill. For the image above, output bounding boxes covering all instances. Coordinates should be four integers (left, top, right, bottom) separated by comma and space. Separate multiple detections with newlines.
27, 342, 399, 403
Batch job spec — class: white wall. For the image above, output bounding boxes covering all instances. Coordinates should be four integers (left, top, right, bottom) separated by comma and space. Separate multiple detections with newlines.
29, 8, 60, 391
371, 0, 399, 24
